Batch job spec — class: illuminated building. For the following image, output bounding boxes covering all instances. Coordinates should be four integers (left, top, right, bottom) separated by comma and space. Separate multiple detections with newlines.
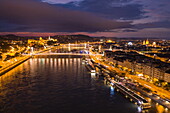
128, 42, 133, 46
152, 42, 156, 47
143, 39, 149, 45
106, 40, 115, 43
146, 39, 149, 45
28, 36, 57, 46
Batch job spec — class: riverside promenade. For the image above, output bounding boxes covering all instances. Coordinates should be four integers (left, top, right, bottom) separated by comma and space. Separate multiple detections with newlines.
0, 46, 55, 76
0, 55, 31, 76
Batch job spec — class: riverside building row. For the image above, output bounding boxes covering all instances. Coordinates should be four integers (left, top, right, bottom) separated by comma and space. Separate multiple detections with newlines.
104, 50, 170, 83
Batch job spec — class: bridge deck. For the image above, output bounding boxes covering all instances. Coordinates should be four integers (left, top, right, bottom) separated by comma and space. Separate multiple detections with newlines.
34, 53, 90, 55
23, 52, 103, 56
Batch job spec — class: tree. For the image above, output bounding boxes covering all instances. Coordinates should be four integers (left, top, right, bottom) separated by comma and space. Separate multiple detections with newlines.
14, 52, 20, 57
0, 53, 2, 60
119, 73, 126, 77
47, 41, 55, 45
4, 55, 14, 61
0, 55, 2, 60
154, 80, 164, 87
164, 83, 170, 90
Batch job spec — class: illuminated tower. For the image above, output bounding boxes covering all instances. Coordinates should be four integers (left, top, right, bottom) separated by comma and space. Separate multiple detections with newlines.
109, 45, 112, 50
146, 39, 149, 45
48, 36, 51, 40
39, 37, 43, 40
143, 40, 146, 45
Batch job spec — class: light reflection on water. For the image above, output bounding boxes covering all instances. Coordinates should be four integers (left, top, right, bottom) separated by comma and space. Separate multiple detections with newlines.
0, 55, 162, 113
110, 86, 115, 96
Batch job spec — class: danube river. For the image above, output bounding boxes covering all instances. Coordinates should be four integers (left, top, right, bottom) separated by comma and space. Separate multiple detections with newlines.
0, 55, 162, 113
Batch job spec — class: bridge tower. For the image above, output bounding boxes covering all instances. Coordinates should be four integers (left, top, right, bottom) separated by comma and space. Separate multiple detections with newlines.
84, 43, 87, 49
30, 47, 34, 53
109, 45, 112, 50
68, 43, 71, 51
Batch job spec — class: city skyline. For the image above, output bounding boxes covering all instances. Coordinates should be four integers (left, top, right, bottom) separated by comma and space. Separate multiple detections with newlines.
1, 1, 170, 111
0, 0, 170, 38
0, 32, 170, 112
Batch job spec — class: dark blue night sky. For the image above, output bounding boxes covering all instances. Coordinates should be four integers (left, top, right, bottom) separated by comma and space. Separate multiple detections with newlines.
0, 0, 170, 38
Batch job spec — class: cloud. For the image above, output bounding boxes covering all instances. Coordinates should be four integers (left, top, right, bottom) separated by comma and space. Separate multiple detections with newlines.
51, 0, 170, 25
119, 28, 170, 38
0, 0, 131, 32
42, 0, 83, 4
134, 21, 170, 30
86, 28, 170, 38
1, 28, 170, 38
52, 0, 145, 20
104, 28, 138, 33
1, 0, 170, 38
132, 0, 170, 24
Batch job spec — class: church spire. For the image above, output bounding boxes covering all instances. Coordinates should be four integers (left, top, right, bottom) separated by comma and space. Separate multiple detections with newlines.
146, 39, 149, 45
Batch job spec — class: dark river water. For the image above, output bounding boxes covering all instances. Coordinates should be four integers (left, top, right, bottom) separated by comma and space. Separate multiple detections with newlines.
0, 55, 165, 113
